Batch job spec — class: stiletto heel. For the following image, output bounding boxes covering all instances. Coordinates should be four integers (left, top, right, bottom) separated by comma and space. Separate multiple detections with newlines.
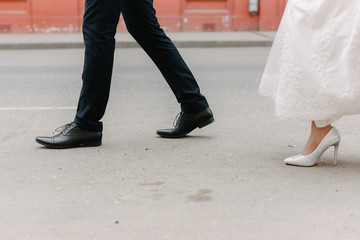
333, 143, 339, 165
284, 127, 341, 167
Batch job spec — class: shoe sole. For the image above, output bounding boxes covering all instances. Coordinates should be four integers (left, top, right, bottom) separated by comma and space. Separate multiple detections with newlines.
158, 117, 215, 138
35, 139, 102, 149
285, 163, 315, 167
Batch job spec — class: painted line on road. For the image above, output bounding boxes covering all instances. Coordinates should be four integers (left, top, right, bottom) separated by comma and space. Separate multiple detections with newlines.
0, 107, 76, 111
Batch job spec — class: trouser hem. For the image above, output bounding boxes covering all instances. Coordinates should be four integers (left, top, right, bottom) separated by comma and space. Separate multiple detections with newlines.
74, 117, 103, 132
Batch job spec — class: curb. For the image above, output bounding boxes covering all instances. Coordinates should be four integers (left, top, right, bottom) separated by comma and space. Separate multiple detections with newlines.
0, 40, 273, 50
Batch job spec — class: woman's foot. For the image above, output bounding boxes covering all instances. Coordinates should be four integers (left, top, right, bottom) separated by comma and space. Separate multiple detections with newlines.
284, 122, 341, 167
302, 122, 332, 156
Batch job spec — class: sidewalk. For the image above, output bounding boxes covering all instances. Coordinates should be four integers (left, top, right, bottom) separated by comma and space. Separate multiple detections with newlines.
0, 31, 275, 50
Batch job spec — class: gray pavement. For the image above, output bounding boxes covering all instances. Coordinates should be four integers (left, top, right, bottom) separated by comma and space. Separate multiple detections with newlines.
0, 31, 275, 50
1, 47, 360, 240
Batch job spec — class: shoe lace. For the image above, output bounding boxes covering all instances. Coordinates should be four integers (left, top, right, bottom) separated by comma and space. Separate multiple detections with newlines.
53, 122, 73, 134
173, 112, 183, 127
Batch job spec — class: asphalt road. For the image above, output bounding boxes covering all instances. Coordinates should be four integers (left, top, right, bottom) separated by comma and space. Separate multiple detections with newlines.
1, 48, 360, 240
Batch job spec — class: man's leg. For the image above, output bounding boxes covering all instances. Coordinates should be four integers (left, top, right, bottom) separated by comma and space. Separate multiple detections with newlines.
122, 0, 209, 113
35, 0, 122, 148
122, 0, 214, 137
75, 0, 122, 132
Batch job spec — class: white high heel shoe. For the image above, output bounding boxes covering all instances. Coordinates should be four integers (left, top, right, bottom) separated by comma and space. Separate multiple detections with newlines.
284, 127, 341, 167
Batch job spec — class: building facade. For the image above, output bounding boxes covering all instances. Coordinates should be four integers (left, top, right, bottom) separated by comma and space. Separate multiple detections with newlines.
0, 0, 287, 33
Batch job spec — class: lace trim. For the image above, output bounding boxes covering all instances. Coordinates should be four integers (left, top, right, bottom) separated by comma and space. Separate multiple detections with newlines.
260, 0, 360, 122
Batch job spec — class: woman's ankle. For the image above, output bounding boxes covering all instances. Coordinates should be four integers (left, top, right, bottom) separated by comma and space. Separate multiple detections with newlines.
302, 122, 332, 155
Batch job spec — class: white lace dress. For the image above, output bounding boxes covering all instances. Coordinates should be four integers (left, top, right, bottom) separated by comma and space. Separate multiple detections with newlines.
259, 0, 360, 127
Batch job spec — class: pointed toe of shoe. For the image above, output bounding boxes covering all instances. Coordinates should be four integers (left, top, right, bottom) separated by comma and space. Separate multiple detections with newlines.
156, 129, 169, 135
283, 154, 317, 167
35, 136, 52, 145
283, 154, 303, 165
156, 129, 183, 138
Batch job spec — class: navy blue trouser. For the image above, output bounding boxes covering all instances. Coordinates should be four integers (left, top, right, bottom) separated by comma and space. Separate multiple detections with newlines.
74, 0, 209, 132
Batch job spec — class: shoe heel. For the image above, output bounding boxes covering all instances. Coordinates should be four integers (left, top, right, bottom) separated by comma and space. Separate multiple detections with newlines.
333, 142, 340, 165
198, 118, 215, 129
82, 140, 102, 147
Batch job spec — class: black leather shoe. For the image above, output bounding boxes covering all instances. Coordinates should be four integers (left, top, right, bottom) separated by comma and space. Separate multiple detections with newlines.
157, 108, 214, 138
36, 122, 102, 149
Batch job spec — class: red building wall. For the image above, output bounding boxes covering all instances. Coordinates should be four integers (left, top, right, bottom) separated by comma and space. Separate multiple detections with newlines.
0, 0, 287, 33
